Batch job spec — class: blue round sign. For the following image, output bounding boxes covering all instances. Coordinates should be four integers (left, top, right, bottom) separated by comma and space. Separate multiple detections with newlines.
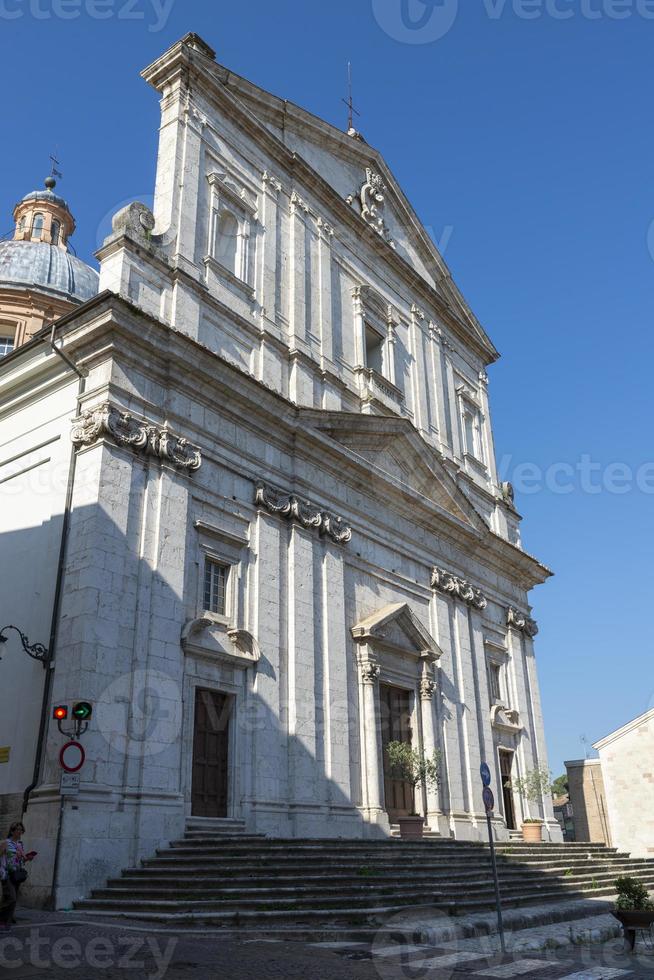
480, 763, 492, 787
482, 786, 495, 813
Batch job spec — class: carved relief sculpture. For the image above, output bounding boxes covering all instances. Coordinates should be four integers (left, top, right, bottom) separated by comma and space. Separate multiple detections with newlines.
431, 566, 488, 610
71, 403, 202, 472
255, 482, 352, 544
347, 168, 395, 247
507, 606, 539, 638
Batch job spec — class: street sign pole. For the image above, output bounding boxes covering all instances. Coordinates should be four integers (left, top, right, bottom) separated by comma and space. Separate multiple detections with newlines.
480, 764, 506, 956
485, 808, 506, 955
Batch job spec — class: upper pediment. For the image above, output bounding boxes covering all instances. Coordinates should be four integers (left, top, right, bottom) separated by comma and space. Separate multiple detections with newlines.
300, 411, 490, 538
142, 34, 498, 364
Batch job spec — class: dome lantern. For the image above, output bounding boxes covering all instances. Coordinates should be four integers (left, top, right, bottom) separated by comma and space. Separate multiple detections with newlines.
13, 176, 76, 249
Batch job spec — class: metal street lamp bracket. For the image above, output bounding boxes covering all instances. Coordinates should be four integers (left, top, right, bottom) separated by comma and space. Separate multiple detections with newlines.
0, 625, 50, 668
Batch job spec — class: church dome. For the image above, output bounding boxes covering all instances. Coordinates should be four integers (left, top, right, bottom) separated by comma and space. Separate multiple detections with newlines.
0, 239, 99, 304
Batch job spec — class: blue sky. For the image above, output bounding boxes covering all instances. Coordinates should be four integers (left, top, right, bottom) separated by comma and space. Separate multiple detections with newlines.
2, 1, 652, 777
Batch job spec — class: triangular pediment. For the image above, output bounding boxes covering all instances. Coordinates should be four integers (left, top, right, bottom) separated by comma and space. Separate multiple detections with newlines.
144, 35, 497, 363
352, 602, 441, 661
300, 411, 490, 537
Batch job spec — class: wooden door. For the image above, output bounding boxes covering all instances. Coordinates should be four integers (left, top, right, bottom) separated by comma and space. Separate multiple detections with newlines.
380, 684, 414, 820
499, 749, 517, 830
192, 689, 231, 818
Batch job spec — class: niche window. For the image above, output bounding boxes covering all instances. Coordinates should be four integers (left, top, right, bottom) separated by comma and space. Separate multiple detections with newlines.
460, 397, 485, 463
214, 210, 240, 276
207, 171, 257, 290
365, 324, 385, 375
204, 558, 229, 617
31, 214, 44, 241
488, 663, 502, 704
51, 220, 61, 246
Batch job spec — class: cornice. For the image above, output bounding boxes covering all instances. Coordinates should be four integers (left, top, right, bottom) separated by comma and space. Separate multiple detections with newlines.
2, 292, 550, 592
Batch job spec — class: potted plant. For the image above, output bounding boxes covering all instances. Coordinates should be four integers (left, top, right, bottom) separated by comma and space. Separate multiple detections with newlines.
510, 765, 552, 842
612, 876, 654, 951
386, 741, 440, 840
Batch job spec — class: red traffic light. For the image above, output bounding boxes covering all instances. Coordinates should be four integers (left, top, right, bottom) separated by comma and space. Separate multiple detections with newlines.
53, 705, 68, 721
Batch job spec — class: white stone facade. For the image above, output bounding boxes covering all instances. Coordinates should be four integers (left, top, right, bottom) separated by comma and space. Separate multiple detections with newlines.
0, 33, 560, 909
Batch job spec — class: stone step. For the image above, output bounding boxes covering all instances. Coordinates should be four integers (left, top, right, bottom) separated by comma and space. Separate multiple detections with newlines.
73, 882, 631, 927
140, 851, 650, 872
74, 834, 654, 933
116, 858, 654, 886
76, 887, 446, 914
97, 866, 654, 897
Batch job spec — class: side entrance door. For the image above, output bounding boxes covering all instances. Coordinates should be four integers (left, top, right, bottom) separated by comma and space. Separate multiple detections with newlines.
380, 684, 414, 821
192, 688, 231, 818
499, 749, 517, 830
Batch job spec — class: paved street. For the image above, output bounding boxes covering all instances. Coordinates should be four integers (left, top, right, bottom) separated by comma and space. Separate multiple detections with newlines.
1, 910, 654, 979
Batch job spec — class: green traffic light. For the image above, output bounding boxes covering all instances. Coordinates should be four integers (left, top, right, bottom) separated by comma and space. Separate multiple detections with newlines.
72, 701, 93, 720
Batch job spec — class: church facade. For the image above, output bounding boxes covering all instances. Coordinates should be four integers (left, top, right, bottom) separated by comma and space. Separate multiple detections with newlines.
0, 34, 560, 909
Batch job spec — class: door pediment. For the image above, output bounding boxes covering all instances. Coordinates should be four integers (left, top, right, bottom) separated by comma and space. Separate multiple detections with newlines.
351, 602, 441, 663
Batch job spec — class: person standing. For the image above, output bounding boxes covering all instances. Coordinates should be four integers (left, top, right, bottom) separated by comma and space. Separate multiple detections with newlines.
0, 839, 12, 930
3, 823, 36, 925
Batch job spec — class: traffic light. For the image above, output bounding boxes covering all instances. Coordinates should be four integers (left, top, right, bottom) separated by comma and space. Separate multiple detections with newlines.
72, 702, 93, 721
53, 705, 68, 721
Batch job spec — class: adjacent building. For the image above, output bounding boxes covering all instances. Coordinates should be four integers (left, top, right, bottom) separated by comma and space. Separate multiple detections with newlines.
0, 33, 561, 909
593, 710, 654, 858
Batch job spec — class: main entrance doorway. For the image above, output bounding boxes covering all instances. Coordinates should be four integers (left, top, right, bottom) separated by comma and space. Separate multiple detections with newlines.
380, 684, 414, 821
191, 688, 232, 818
499, 749, 517, 830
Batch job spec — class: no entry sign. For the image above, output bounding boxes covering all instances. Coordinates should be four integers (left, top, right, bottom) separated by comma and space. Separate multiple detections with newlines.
59, 741, 85, 774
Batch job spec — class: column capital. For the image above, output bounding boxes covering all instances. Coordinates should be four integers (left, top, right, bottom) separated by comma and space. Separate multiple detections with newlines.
360, 660, 381, 685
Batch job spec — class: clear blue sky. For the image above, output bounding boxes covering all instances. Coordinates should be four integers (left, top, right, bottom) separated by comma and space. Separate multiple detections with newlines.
3, 1, 652, 777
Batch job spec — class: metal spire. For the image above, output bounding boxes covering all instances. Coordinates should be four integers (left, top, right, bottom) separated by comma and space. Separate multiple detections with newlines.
342, 62, 360, 134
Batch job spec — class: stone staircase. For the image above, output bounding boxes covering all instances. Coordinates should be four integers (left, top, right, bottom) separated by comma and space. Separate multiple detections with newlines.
74, 827, 654, 932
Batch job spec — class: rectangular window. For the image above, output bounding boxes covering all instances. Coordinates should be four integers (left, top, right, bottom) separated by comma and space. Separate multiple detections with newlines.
489, 663, 502, 703
203, 559, 229, 616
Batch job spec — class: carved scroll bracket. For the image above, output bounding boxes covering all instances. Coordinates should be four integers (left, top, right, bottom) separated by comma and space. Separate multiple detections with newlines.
507, 607, 539, 638
71, 404, 202, 472
255, 482, 352, 545
432, 566, 488, 611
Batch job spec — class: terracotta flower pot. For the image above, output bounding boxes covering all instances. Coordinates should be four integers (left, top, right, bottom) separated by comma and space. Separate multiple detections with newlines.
521, 822, 543, 843
397, 816, 425, 840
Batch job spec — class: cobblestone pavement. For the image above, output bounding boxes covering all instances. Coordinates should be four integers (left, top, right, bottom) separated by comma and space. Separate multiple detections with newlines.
2, 909, 654, 979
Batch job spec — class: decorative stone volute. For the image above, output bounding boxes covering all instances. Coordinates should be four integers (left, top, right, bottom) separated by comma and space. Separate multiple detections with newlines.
431, 566, 488, 611
71, 403, 202, 472
254, 482, 352, 544
507, 606, 539, 638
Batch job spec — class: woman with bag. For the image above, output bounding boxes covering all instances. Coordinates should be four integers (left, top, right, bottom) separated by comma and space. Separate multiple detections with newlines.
0, 839, 14, 930
3, 823, 36, 925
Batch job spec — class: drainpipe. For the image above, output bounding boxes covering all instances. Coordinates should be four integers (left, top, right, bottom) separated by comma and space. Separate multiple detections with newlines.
22, 325, 87, 815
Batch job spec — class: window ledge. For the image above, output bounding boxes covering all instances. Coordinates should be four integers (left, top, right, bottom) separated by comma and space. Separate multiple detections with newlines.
464, 451, 489, 476
356, 367, 404, 413
203, 255, 255, 301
